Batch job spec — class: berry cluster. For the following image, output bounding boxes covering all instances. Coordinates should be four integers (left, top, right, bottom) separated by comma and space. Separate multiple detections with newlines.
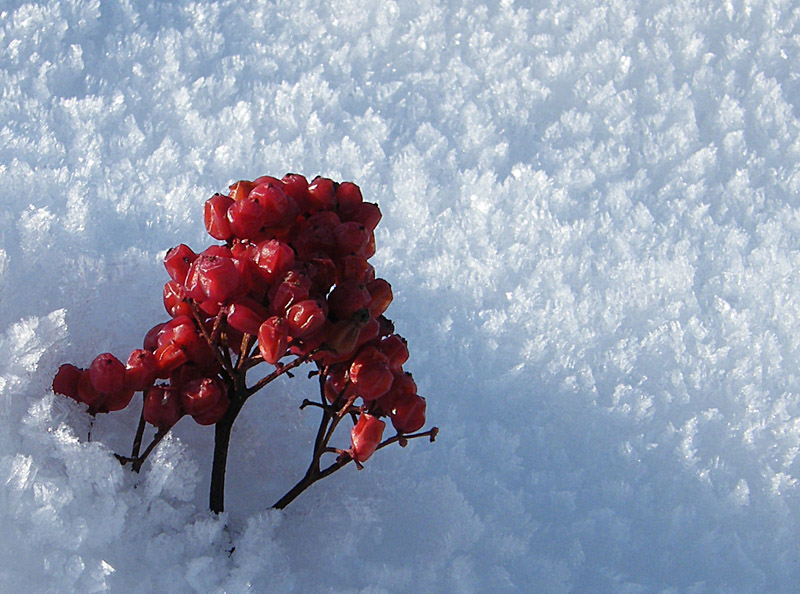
53, 174, 435, 512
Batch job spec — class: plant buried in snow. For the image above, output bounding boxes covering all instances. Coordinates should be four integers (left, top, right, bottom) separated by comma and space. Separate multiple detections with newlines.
52, 174, 437, 512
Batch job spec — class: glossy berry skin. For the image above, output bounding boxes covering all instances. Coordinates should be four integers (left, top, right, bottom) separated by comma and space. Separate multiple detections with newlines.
349, 346, 394, 401
185, 254, 241, 304
286, 299, 327, 338
307, 176, 337, 211
89, 353, 126, 394
257, 316, 289, 365
179, 377, 227, 417
252, 239, 295, 284
143, 385, 183, 429
226, 299, 269, 336
163, 244, 197, 284
204, 194, 234, 240
390, 393, 426, 434
192, 395, 230, 425
227, 196, 267, 239
350, 413, 385, 464
125, 349, 159, 391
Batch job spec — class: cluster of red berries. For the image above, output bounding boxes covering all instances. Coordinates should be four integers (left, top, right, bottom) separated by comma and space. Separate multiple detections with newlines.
53, 174, 426, 468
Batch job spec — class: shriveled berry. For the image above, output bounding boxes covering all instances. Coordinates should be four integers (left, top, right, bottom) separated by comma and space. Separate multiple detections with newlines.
281, 173, 312, 213
163, 280, 192, 317
350, 413, 385, 464
226, 298, 269, 336
185, 254, 241, 303
229, 180, 255, 202
257, 316, 289, 364
252, 239, 295, 284
286, 299, 327, 338
350, 202, 382, 232
249, 183, 295, 228
89, 353, 126, 394
204, 194, 234, 240
77, 369, 104, 409
163, 244, 197, 284
143, 322, 167, 352
333, 221, 369, 256
227, 196, 267, 239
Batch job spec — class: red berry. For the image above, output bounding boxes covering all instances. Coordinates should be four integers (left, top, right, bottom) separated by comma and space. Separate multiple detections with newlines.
257, 316, 289, 364
89, 353, 126, 394
350, 413, 385, 464
125, 349, 159, 391
350, 202, 381, 232
333, 221, 369, 256
229, 180, 255, 202
349, 347, 393, 400
179, 377, 227, 417
281, 173, 312, 213
185, 254, 241, 303
163, 244, 197, 284
337, 254, 371, 283
379, 334, 409, 371
100, 386, 135, 413
336, 181, 363, 216
77, 369, 104, 409
390, 393, 426, 434
226, 298, 269, 336
227, 196, 267, 239
286, 299, 327, 338
204, 194, 234, 240
252, 239, 295, 284
53, 363, 83, 400
143, 385, 183, 429
373, 370, 416, 416
163, 280, 192, 317
307, 176, 337, 211
192, 394, 230, 425
143, 322, 167, 351
366, 278, 392, 317
327, 281, 371, 320
249, 183, 295, 228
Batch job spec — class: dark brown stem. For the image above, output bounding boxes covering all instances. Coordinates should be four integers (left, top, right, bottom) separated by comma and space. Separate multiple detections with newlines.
130, 393, 147, 459
244, 352, 315, 398
209, 409, 237, 513
271, 428, 439, 509
131, 428, 169, 472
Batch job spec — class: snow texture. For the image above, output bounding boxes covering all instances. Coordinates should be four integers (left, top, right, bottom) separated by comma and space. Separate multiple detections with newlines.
2, 0, 800, 591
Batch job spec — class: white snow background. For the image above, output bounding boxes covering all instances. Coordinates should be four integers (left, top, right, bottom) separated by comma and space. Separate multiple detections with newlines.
1, 0, 799, 591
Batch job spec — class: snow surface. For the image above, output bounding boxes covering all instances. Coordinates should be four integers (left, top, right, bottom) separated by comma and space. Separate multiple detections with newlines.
2, 0, 800, 591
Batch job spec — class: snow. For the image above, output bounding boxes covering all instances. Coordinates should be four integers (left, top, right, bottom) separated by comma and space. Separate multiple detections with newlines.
2, 0, 800, 591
